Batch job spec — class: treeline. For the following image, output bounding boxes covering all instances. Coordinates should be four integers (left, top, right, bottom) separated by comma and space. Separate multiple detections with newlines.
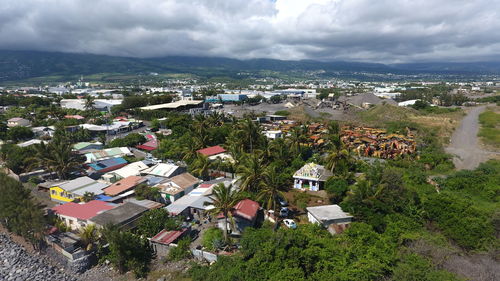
0, 173, 45, 248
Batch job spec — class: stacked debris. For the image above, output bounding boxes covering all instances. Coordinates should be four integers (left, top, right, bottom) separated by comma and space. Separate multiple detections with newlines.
341, 126, 416, 159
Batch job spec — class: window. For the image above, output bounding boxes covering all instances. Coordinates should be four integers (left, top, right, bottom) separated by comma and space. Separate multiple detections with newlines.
51, 190, 56, 195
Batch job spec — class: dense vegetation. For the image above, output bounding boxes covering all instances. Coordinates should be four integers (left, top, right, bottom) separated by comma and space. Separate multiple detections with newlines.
478, 110, 500, 147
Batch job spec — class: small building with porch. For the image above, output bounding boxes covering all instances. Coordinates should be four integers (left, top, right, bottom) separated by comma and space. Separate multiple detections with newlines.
293, 163, 332, 191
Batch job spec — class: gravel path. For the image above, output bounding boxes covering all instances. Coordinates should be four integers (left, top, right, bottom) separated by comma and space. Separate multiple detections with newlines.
0, 234, 76, 281
445, 105, 493, 170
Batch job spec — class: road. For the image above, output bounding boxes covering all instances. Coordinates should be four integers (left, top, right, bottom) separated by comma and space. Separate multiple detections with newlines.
445, 105, 493, 170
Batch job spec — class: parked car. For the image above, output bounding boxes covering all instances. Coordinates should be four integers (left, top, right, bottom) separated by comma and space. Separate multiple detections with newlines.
280, 207, 290, 217
283, 219, 297, 229
277, 196, 288, 207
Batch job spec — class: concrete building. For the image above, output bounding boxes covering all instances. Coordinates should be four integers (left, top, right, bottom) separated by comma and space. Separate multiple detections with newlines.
293, 163, 333, 191
7, 117, 31, 127
306, 205, 353, 235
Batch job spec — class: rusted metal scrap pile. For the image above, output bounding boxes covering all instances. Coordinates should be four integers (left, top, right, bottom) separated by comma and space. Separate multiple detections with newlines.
341, 126, 416, 159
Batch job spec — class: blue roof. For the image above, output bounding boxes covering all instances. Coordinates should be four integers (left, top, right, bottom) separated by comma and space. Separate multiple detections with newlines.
95, 194, 113, 201
88, 157, 128, 171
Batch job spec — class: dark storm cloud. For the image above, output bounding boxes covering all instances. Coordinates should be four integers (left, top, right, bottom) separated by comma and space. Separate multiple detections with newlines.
0, 0, 499, 62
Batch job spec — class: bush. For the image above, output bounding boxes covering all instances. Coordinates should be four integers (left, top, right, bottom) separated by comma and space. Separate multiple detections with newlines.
168, 237, 192, 261
274, 110, 290, 116
202, 227, 224, 251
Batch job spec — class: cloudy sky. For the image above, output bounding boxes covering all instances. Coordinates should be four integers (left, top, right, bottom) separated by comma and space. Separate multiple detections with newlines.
1, 0, 499, 63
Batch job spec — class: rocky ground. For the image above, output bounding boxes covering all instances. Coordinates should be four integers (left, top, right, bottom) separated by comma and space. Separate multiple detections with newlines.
0, 234, 76, 281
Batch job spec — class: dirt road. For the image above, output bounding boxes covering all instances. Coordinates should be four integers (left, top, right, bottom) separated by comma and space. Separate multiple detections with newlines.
445, 105, 492, 170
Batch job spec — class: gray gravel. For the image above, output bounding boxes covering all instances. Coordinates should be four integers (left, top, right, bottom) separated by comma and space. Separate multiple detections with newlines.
0, 234, 76, 281
445, 105, 493, 170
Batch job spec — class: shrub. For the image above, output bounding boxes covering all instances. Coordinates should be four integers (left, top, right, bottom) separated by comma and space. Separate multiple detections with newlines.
202, 227, 224, 251
168, 237, 192, 261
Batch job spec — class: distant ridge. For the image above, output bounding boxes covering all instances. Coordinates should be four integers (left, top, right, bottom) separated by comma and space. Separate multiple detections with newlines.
0, 50, 499, 82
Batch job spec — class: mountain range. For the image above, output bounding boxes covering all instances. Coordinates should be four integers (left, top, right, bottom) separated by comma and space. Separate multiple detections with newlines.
0, 50, 499, 83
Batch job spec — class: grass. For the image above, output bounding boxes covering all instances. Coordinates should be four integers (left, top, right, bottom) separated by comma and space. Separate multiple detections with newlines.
478, 110, 500, 148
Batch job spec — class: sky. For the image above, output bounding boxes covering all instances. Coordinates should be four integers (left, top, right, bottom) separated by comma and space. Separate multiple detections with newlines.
1, 0, 499, 63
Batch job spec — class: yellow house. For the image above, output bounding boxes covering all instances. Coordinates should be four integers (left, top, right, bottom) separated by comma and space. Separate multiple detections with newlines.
50, 176, 109, 203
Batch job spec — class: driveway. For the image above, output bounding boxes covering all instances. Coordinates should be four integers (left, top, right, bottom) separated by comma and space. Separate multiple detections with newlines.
445, 105, 496, 170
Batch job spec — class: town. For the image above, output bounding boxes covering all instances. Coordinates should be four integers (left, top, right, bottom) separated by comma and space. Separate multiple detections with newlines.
0, 76, 499, 281
1, 0, 500, 280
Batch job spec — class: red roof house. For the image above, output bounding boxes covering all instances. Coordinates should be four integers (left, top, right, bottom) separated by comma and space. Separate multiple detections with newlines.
64, 115, 85, 120
51, 200, 116, 230
217, 199, 260, 235
197, 145, 226, 157
150, 228, 190, 256
136, 139, 158, 151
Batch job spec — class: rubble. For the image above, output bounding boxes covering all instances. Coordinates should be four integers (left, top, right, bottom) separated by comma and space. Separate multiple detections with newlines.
0, 234, 76, 281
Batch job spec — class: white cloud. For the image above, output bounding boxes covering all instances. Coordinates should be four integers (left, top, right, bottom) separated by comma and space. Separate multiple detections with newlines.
0, 0, 499, 62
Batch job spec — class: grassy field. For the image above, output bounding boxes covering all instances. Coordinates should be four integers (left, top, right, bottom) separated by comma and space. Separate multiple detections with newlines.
478, 108, 500, 149
356, 104, 464, 144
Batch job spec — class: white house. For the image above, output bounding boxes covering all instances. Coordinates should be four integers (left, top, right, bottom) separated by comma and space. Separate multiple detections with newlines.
293, 163, 333, 191
306, 205, 353, 235
7, 117, 31, 127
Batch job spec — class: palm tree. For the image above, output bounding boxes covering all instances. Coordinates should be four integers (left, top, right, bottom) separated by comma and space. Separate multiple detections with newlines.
190, 154, 211, 180
84, 96, 95, 111
287, 126, 307, 155
181, 141, 199, 164
326, 121, 342, 150
79, 224, 99, 251
82, 192, 96, 202
29, 137, 84, 179
324, 148, 354, 179
204, 183, 242, 242
237, 152, 267, 192
238, 118, 262, 152
257, 167, 286, 217
269, 138, 288, 162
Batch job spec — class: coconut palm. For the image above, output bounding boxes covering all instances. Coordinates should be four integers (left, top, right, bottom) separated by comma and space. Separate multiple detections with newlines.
204, 183, 242, 241
324, 148, 354, 179
190, 154, 211, 180
237, 152, 267, 192
237, 118, 262, 152
287, 126, 307, 155
257, 167, 286, 216
79, 224, 99, 251
84, 96, 95, 111
326, 121, 342, 150
29, 137, 84, 179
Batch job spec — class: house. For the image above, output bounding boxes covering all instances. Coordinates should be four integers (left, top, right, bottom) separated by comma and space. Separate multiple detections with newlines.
88, 202, 149, 229
143, 163, 185, 178
60, 99, 123, 111
123, 198, 164, 210
306, 205, 353, 235
197, 145, 226, 157
87, 157, 128, 175
101, 160, 150, 183
79, 121, 143, 136
158, 173, 201, 204
103, 176, 147, 196
217, 199, 260, 236
31, 126, 55, 137
263, 130, 283, 139
136, 139, 158, 151
150, 228, 190, 256
73, 142, 103, 153
17, 139, 46, 147
49, 176, 109, 203
166, 178, 231, 218
64, 115, 85, 120
7, 117, 31, 127
51, 200, 116, 230
85, 147, 132, 163
293, 163, 333, 191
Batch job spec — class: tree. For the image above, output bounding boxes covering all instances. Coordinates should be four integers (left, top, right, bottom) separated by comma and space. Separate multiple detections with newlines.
204, 183, 242, 241
168, 237, 192, 261
29, 137, 84, 179
237, 152, 267, 192
134, 184, 161, 201
6, 126, 34, 142
0, 173, 45, 249
84, 95, 95, 111
257, 167, 286, 217
324, 148, 355, 179
137, 209, 181, 237
82, 192, 96, 202
104, 229, 153, 278
190, 153, 211, 180
79, 224, 98, 251
202, 227, 224, 251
